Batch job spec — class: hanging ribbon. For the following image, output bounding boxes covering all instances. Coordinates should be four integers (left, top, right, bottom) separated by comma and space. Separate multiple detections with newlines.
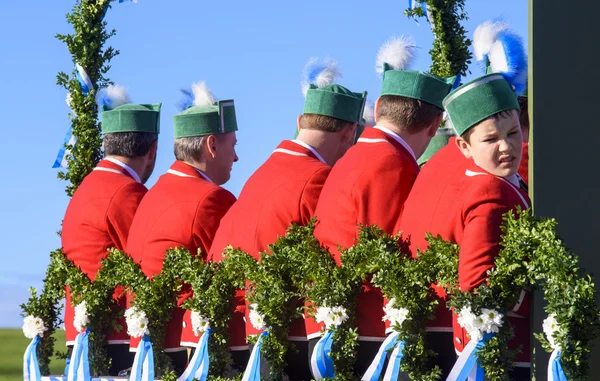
129, 335, 154, 381
310, 330, 335, 380
382, 340, 406, 381
178, 329, 211, 381
446, 334, 490, 381
362, 331, 400, 381
548, 349, 568, 381
242, 331, 268, 381
24, 336, 42, 381
67, 330, 91, 381
52, 127, 76, 169
408, 0, 434, 27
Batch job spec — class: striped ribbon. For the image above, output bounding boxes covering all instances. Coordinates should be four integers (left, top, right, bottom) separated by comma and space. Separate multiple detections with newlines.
24, 336, 42, 381
382, 340, 406, 381
129, 335, 154, 381
178, 329, 211, 381
242, 331, 268, 381
310, 330, 335, 380
548, 349, 568, 381
446, 335, 490, 381
67, 330, 91, 381
362, 332, 400, 381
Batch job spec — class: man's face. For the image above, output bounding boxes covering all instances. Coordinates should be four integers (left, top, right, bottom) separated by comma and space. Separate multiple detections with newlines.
457, 110, 522, 178
211, 132, 238, 185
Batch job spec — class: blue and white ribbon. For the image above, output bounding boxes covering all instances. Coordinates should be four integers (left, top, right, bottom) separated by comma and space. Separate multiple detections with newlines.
310, 330, 335, 380
242, 331, 268, 381
409, 0, 434, 27
362, 331, 400, 381
178, 329, 211, 381
24, 336, 42, 381
446, 335, 490, 381
67, 330, 91, 381
53, 126, 76, 168
75, 64, 93, 97
382, 339, 406, 381
129, 335, 154, 381
548, 349, 568, 381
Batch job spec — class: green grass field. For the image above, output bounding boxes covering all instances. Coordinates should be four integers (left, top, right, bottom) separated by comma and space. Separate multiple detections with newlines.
0, 329, 66, 381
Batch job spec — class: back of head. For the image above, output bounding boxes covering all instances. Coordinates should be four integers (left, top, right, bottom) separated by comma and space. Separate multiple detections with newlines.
377, 95, 443, 134
299, 113, 351, 132
104, 132, 158, 158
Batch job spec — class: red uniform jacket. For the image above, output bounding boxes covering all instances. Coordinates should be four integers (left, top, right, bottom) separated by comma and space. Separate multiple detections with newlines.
62, 158, 147, 346
518, 142, 529, 185
399, 142, 531, 364
126, 160, 236, 350
313, 126, 419, 340
210, 140, 331, 343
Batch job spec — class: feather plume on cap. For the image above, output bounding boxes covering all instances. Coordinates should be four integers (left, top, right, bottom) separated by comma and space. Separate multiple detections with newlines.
474, 20, 528, 94
178, 81, 216, 111
99, 84, 131, 110
301, 58, 341, 97
362, 100, 376, 127
375, 35, 417, 76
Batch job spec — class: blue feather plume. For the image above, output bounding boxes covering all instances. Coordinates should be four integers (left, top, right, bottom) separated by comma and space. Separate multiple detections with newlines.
489, 30, 528, 95
178, 89, 195, 111
301, 58, 341, 97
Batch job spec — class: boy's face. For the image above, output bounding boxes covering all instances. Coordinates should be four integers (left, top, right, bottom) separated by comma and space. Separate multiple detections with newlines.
456, 110, 522, 178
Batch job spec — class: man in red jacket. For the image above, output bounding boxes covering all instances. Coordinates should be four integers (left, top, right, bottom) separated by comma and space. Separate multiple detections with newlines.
62, 94, 160, 376
400, 72, 531, 379
126, 82, 238, 375
210, 82, 367, 380
311, 37, 454, 374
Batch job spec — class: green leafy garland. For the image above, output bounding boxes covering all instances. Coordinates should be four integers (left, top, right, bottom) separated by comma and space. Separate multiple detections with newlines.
21, 250, 69, 375
56, 0, 119, 196
303, 225, 381, 381
370, 232, 443, 381
405, 0, 472, 78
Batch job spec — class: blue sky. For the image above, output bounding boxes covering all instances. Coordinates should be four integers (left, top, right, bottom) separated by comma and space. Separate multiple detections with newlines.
0, 0, 527, 327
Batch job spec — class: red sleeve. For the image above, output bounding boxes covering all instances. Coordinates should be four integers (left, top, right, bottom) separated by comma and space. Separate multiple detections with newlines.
458, 181, 520, 291
299, 167, 331, 224
192, 187, 237, 262
353, 155, 417, 236
106, 182, 147, 251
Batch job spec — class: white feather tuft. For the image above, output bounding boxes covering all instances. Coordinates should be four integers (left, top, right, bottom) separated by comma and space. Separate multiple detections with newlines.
301, 58, 341, 97
489, 41, 509, 73
191, 81, 216, 107
375, 35, 416, 75
473, 19, 509, 61
105, 84, 131, 108
362, 101, 376, 127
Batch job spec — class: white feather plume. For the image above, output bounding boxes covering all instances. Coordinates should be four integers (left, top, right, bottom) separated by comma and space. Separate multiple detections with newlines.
105, 84, 131, 108
192, 81, 216, 107
301, 58, 341, 97
363, 101, 375, 127
473, 19, 509, 61
375, 35, 416, 75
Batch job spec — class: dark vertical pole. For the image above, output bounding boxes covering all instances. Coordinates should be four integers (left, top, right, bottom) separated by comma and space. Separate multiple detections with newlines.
530, 0, 600, 379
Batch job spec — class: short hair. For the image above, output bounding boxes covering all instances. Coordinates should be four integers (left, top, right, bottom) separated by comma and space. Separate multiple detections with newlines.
517, 96, 529, 129
103, 132, 158, 158
376, 95, 443, 134
462, 109, 516, 143
174, 136, 206, 163
300, 113, 351, 132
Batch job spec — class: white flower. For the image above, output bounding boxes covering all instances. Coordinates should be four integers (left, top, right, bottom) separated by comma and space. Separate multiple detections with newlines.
543, 314, 561, 350
382, 298, 410, 330
457, 306, 504, 342
22, 316, 47, 339
315, 305, 347, 329
73, 301, 89, 332
191, 311, 210, 336
124, 307, 150, 338
249, 304, 267, 331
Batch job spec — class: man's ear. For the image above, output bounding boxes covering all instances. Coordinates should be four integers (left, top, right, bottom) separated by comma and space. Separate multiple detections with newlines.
148, 140, 158, 161
206, 135, 218, 159
429, 113, 444, 137
297, 115, 302, 133
374, 97, 381, 123
344, 122, 358, 143
455, 136, 472, 159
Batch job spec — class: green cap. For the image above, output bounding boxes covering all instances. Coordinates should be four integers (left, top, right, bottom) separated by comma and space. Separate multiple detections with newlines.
380, 65, 455, 110
101, 103, 162, 134
304, 84, 367, 123
444, 73, 520, 136
417, 128, 455, 166
173, 100, 238, 139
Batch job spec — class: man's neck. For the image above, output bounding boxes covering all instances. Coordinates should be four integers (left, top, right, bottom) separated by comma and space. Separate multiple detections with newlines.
375, 120, 425, 159
295, 130, 340, 166
182, 160, 210, 178
105, 155, 144, 181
